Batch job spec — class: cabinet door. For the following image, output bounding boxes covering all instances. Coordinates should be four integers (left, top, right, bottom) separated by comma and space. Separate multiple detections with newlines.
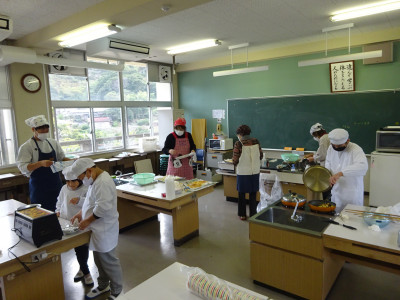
206, 153, 222, 168
370, 153, 400, 206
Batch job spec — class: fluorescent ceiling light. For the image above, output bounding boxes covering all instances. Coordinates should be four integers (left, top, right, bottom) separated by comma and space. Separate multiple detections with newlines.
331, 0, 400, 21
213, 43, 269, 77
0, 45, 124, 71
298, 50, 382, 67
213, 65, 269, 77
59, 24, 121, 48
167, 39, 220, 55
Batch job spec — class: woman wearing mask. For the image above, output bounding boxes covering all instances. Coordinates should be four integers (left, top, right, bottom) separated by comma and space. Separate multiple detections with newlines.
304, 123, 330, 167
232, 125, 263, 220
17, 115, 70, 211
162, 118, 196, 180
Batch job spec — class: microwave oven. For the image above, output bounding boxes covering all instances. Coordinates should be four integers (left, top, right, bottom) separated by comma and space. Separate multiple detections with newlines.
376, 130, 400, 153
209, 138, 233, 150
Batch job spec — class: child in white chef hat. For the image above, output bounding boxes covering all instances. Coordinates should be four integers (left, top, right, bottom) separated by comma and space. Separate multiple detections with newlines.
55, 166, 93, 286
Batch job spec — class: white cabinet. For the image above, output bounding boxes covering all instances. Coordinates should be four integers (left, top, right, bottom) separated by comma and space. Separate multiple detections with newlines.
369, 151, 400, 206
157, 108, 184, 149
206, 150, 232, 168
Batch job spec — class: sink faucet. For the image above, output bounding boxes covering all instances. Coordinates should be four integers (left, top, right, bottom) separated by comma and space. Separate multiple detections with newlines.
115, 170, 123, 183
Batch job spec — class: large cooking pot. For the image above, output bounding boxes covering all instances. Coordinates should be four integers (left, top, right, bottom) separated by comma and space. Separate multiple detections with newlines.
303, 165, 332, 192
308, 200, 336, 213
281, 190, 306, 208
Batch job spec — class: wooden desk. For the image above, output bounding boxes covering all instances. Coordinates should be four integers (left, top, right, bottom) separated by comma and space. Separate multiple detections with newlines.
116, 182, 214, 246
0, 200, 91, 300
0, 173, 29, 203
116, 262, 268, 300
323, 204, 400, 275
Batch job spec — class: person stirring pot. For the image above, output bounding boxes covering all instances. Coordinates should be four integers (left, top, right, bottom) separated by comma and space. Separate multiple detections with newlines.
162, 118, 196, 180
17, 115, 70, 211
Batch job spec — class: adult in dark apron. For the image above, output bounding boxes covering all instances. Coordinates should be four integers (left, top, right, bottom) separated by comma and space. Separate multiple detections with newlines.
29, 138, 63, 211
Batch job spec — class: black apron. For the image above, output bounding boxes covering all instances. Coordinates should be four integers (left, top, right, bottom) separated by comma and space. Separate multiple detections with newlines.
29, 138, 63, 211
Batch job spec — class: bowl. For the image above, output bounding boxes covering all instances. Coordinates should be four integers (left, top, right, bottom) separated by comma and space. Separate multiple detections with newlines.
363, 212, 391, 228
281, 153, 300, 163
132, 173, 155, 185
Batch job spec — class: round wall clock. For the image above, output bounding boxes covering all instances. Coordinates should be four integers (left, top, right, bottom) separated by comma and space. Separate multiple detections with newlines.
21, 74, 41, 93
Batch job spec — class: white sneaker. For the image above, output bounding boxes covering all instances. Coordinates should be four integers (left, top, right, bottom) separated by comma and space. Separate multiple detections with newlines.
84, 273, 94, 286
85, 286, 110, 299
74, 269, 84, 282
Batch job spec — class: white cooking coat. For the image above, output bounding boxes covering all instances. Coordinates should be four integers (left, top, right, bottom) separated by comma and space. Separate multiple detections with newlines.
325, 142, 368, 210
236, 144, 261, 175
313, 134, 330, 167
82, 172, 119, 252
55, 184, 88, 219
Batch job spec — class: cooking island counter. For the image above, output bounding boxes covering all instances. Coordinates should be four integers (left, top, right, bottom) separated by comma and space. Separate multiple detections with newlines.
116, 180, 215, 246
249, 204, 400, 300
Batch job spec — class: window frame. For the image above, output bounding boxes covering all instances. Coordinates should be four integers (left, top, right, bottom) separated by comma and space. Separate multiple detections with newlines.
50, 64, 172, 156
0, 66, 18, 168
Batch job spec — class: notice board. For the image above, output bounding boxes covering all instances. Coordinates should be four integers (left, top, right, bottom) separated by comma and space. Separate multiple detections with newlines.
227, 90, 400, 154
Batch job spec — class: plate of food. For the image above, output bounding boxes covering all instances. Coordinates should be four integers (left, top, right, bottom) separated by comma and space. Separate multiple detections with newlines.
155, 175, 185, 182
224, 158, 233, 164
184, 179, 212, 190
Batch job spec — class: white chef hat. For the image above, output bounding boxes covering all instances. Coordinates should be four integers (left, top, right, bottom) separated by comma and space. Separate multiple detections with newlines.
328, 128, 349, 145
310, 123, 324, 135
62, 166, 77, 181
70, 158, 95, 178
25, 115, 49, 128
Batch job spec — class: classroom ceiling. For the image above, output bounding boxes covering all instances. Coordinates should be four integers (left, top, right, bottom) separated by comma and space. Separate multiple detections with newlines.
1, 0, 400, 66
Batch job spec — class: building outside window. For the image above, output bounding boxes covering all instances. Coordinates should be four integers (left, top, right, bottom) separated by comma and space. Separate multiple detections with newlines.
49, 59, 172, 155
0, 66, 18, 167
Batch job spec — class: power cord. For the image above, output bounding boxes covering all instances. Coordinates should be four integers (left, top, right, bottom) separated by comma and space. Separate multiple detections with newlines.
8, 228, 41, 272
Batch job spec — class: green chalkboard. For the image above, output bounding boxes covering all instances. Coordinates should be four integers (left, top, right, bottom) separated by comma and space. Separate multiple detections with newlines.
227, 90, 400, 154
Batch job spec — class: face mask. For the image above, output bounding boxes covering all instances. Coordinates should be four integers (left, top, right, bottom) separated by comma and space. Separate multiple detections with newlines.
175, 130, 184, 136
313, 137, 319, 142
82, 175, 94, 186
36, 132, 49, 140
333, 146, 346, 152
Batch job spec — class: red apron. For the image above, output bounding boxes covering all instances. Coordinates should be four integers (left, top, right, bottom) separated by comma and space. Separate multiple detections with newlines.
166, 132, 194, 180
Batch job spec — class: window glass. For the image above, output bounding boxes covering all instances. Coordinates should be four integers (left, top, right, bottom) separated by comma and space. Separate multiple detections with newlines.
151, 107, 160, 139
49, 74, 88, 101
93, 108, 123, 151
54, 108, 92, 153
0, 109, 17, 166
123, 63, 148, 101
126, 107, 150, 147
149, 82, 171, 101
87, 67, 121, 101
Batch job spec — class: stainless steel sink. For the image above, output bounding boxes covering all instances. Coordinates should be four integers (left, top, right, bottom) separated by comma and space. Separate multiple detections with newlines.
113, 178, 130, 186
252, 206, 330, 235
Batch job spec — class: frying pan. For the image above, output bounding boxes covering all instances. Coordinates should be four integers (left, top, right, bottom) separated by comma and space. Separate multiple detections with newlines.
303, 165, 332, 192
308, 200, 336, 213
281, 191, 306, 208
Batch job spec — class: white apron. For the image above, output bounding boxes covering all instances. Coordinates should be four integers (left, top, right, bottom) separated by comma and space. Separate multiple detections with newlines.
236, 144, 261, 175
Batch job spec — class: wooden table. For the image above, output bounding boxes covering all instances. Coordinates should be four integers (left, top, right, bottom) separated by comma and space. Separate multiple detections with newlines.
116, 182, 214, 246
0, 200, 91, 300
323, 204, 400, 275
116, 262, 268, 300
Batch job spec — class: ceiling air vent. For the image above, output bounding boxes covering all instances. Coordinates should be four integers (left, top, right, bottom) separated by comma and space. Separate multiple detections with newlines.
86, 38, 150, 61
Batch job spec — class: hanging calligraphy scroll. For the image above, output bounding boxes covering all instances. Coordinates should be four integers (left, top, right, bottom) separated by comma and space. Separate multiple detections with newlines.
329, 60, 355, 93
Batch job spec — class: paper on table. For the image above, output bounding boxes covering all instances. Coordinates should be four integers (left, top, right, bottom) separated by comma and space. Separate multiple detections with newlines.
0, 173, 15, 179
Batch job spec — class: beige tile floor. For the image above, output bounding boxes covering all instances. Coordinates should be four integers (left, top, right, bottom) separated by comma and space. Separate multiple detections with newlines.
62, 185, 399, 300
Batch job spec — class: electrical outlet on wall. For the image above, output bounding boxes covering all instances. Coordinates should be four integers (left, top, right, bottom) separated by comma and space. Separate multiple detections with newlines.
31, 250, 47, 262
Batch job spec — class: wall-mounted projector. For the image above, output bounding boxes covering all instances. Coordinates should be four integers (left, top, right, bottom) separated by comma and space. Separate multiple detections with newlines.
86, 38, 150, 61
0, 16, 12, 42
